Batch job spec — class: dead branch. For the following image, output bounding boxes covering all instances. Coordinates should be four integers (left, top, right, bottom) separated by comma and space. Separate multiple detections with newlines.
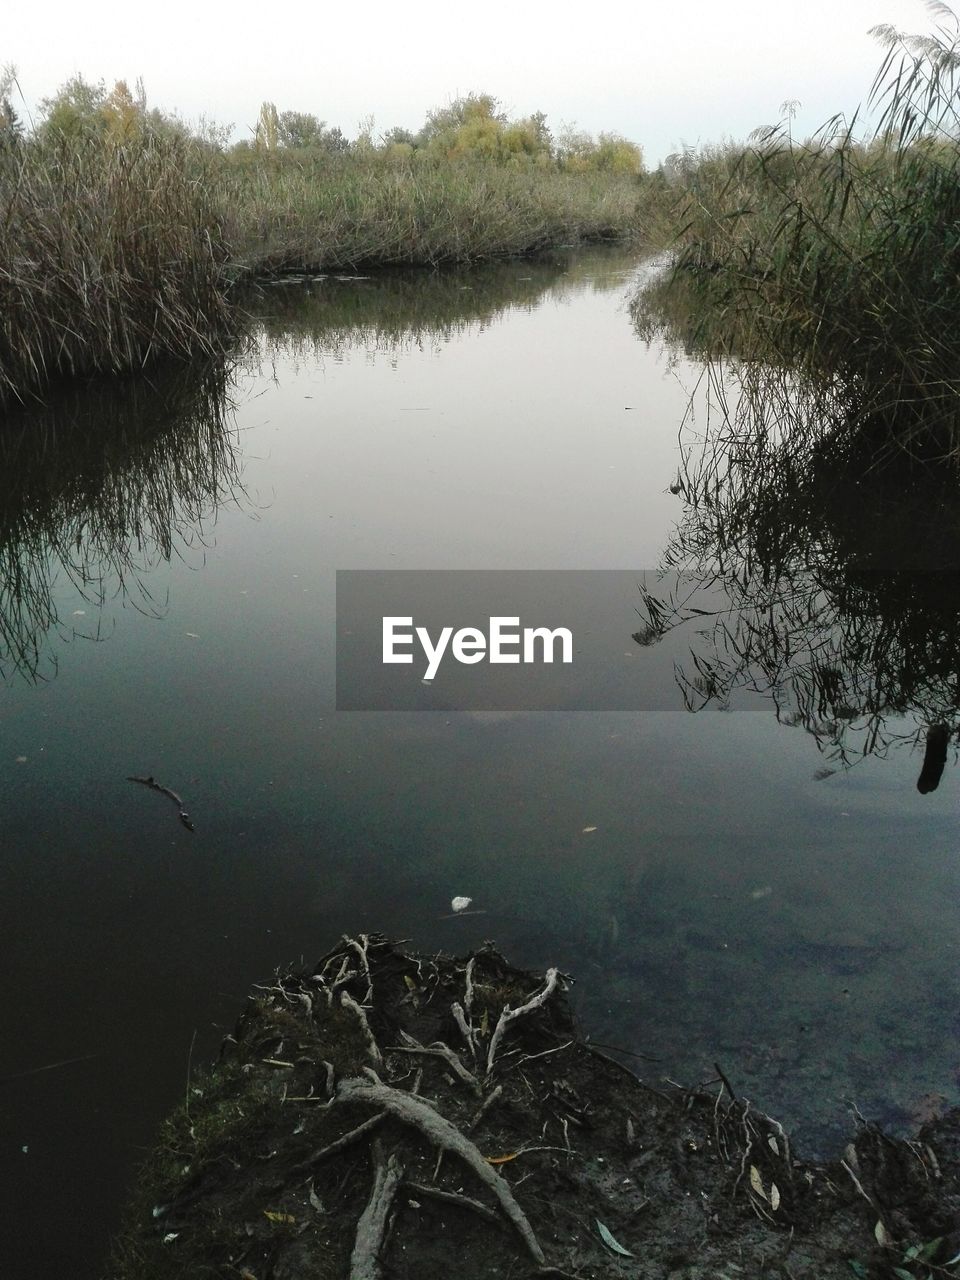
452, 1001, 477, 1058
343, 933, 374, 1005
468, 1083, 503, 1133
341, 990, 383, 1066
388, 1031, 482, 1096
288, 1112, 386, 1176
402, 1179, 501, 1227
464, 956, 476, 1014
486, 968, 561, 1078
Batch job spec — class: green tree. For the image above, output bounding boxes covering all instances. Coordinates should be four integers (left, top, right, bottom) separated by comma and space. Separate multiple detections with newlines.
40, 74, 107, 140
101, 78, 146, 143
417, 92, 504, 152
278, 110, 325, 148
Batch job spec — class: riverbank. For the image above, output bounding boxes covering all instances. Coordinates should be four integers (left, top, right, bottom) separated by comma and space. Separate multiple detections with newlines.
0, 137, 646, 407
643, 16, 960, 461
109, 936, 960, 1280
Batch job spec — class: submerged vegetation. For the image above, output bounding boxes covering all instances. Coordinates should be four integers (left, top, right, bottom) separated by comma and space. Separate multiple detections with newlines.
0, 73, 646, 404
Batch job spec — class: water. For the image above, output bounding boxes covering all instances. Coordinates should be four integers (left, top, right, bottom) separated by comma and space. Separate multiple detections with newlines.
2, 245, 959, 1277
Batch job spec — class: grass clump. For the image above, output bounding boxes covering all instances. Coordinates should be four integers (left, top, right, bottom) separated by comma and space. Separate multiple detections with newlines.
0, 131, 238, 405
645, 4, 960, 455
222, 151, 644, 275
0, 77, 647, 405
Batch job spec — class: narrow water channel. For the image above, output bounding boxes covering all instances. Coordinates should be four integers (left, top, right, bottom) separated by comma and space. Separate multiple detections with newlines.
2, 245, 959, 1277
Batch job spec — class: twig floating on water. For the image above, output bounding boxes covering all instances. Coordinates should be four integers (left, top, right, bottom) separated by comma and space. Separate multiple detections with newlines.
127, 774, 195, 832
1, 1052, 99, 1082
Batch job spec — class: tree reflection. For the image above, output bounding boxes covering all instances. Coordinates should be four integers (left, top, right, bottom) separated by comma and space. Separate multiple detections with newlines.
249, 244, 635, 365
631, 306, 960, 781
0, 358, 244, 682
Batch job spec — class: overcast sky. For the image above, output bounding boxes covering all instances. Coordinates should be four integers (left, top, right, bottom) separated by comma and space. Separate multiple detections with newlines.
5, 0, 937, 163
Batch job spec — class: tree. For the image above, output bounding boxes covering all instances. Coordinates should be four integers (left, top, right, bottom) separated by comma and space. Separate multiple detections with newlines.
101, 78, 146, 143
255, 101, 280, 150
278, 110, 326, 149
417, 92, 504, 152
557, 124, 643, 175
40, 74, 107, 140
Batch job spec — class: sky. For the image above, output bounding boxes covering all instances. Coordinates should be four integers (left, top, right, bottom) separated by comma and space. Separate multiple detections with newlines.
4, 0, 939, 164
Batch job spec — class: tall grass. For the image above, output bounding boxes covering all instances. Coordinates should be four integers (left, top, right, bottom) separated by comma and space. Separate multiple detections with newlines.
647, 6, 960, 454
220, 152, 644, 274
0, 129, 645, 405
0, 133, 238, 405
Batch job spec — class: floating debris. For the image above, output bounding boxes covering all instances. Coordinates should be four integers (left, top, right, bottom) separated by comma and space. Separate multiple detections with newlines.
127, 774, 195, 832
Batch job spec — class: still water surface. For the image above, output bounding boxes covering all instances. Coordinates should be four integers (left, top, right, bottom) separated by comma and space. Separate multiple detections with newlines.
2, 245, 959, 1276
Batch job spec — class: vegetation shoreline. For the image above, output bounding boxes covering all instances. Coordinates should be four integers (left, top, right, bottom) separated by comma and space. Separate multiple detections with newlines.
0, 80, 649, 408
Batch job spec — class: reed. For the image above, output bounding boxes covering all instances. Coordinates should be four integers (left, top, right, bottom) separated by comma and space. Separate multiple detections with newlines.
0, 131, 238, 406
646, 6, 960, 455
218, 151, 643, 275
0, 130, 644, 405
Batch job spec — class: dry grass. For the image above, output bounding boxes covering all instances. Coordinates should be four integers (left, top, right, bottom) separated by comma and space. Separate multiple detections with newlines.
0, 133, 238, 405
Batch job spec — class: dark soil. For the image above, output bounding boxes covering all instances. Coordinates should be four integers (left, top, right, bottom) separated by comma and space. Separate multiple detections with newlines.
108, 936, 960, 1279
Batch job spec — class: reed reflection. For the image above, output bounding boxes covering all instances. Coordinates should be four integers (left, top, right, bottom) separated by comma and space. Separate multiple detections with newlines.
248, 245, 634, 365
632, 313, 960, 782
0, 358, 244, 682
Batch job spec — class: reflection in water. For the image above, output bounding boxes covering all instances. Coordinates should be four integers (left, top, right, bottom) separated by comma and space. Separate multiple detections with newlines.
634, 283, 960, 782
0, 360, 244, 682
11, 246, 960, 1277
249, 249, 631, 366
918, 724, 950, 795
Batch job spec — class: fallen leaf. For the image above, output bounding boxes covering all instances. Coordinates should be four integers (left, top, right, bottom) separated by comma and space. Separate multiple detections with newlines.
308, 1182, 324, 1213
767, 1136, 780, 1155
770, 1182, 781, 1211
403, 974, 417, 991
749, 1165, 766, 1200
264, 1211, 295, 1224
875, 1219, 894, 1247
596, 1219, 634, 1257
582, 826, 598, 833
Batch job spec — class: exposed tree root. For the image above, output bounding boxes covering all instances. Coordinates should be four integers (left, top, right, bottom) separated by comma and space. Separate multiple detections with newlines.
349, 1138, 405, 1280
112, 935, 959, 1280
336, 1076, 546, 1265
